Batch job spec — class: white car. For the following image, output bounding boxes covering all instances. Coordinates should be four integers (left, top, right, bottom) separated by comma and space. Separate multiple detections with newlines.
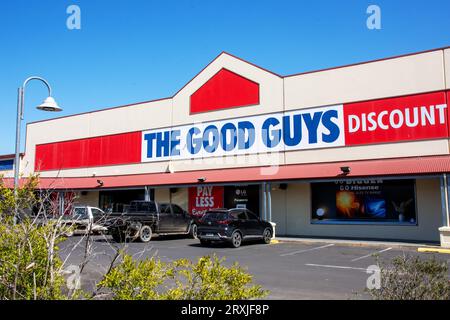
63, 206, 108, 236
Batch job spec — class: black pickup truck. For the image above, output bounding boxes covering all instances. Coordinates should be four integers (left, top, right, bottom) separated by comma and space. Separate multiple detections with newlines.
107, 200, 196, 243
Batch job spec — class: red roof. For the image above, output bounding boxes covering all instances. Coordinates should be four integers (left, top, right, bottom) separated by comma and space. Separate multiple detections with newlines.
3, 155, 450, 190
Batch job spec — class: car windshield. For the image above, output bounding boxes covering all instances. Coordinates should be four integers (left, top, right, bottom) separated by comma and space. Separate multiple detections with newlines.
127, 202, 156, 213
203, 211, 229, 221
73, 207, 88, 219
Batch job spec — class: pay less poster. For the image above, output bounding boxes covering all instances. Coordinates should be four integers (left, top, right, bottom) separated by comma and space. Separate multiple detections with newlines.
311, 179, 417, 224
188, 186, 224, 217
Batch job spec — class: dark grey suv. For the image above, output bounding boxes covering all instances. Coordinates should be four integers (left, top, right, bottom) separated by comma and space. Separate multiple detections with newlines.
197, 208, 273, 248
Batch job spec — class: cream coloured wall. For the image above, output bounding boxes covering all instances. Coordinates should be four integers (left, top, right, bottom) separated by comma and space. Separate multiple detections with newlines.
171, 53, 284, 126
154, 187, 188, 211
284, 50, 446, 110
271, 179, 442, 242
36, 162, 170, 178
74, 191, 99, 207
284, 140, 449, 166
171, 188, 188, 211
445, 48, 450, 89
0, 170, 14, 178
270, 186, 288, 235
155, 188, 170, 203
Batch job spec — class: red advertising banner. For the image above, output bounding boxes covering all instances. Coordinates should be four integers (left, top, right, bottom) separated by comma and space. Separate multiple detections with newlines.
35, 131, 142, 171
344, 91, 448, 146
188, 186, 224, 217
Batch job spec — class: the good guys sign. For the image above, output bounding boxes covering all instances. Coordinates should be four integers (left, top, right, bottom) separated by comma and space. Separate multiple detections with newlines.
142, 91, 448, 162
34, 91, 449, 172
142, 104, 345, 162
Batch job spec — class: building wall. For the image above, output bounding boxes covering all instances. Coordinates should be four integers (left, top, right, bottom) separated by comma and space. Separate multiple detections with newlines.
63, 178, 442, 242
284, 50, 445, 109
445, 48, 450, 90
270, 185, 288, 235
0, 169, 13, 178
74, 191, 99, 207
16, 49, 450, 242
23, 98, 173, 177
283, 50, 448, 166
154, 187, 189, 211
0, 157, 16, 178
271, 179, 442, 242
284, 140, 449, 166
22, 48, 450, 179
172, 188, 189, 211
171, 53, 284, 126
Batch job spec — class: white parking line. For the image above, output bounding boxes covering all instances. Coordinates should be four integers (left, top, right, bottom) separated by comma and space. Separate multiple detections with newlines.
222, 244, 268, 252
280, 244, 335, 257
305, 263, 367, 271
351, 247, 392, 262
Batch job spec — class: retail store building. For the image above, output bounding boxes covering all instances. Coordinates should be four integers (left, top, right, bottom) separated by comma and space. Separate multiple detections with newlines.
4, 47, 450, 244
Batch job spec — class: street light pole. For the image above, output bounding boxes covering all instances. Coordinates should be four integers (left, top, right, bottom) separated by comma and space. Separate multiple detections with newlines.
13, 76, 62, 223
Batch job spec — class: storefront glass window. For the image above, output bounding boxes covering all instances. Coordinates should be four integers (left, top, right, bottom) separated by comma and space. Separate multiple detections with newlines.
224, 185, 260, 215
99, 189, 146, 213
311, 179, 417, 225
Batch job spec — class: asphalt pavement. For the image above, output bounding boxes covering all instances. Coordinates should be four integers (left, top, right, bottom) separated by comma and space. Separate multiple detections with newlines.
59, 235, 450, 300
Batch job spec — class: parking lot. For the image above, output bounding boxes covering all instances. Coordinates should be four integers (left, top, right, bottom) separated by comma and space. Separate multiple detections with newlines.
60, 235, 450, 299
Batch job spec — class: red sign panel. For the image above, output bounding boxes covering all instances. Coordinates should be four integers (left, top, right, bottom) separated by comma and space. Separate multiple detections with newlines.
35, 132, 142, 171
344, 91, 448, 146
190, 68, 260, 114
188, 186, 224, 217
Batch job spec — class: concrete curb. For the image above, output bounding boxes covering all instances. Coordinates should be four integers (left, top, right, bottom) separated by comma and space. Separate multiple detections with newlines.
275, 237, 436, 249
418, 247, 450, 254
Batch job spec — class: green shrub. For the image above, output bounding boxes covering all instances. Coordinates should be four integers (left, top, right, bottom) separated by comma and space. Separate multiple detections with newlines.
0, 219, 67, 300
367, 254, 450, 300
0, 174, 71, 300
98, 254, 269, 300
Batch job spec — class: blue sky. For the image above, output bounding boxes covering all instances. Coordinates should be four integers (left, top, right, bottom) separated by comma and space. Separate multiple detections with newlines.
0, 0, 449, 155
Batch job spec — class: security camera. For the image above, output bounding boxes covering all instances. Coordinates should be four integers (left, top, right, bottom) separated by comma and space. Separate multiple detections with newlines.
340, 166, 351, 175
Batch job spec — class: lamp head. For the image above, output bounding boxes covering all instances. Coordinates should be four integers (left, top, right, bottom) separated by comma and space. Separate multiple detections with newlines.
36, 96, 62, 112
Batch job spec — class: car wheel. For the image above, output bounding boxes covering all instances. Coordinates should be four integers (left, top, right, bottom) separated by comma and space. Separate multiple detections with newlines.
200, 239, 210, 246
139, 225, 152, 243
230, 231, 242, 248
262, 228, 272, 244
190, 224, 198, 239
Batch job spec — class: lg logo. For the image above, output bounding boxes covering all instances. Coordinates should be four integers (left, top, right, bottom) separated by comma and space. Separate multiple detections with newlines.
66, 5, 81, 30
